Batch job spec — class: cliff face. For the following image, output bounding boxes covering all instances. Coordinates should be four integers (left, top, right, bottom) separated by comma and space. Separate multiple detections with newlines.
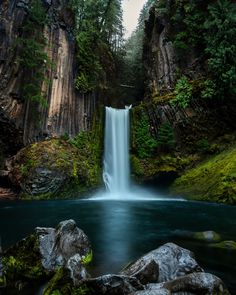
0, 0, 96, 149
143, 7, 205, 97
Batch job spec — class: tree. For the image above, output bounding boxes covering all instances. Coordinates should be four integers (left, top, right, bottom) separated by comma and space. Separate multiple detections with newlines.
204, 0, 236, 99
70, 0, 123, 92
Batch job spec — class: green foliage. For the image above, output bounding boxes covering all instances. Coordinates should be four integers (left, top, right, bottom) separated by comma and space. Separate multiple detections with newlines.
196, 139, 211, 153
71, 0, 123, 92
43, 267, 91, 295
173, 32, 188, 56
133, 112, 157, 158
200, 79, 216, 99
156, 122, 175, 151
172, 76, 193, 108
16, 0, 51, 107
156, 0, 236, 101
81, 251, 93, 265
3, 234, 47, 287
204, 0, 236, 99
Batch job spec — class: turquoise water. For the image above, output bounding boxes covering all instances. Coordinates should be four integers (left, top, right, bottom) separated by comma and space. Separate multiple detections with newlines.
0, 198, 236, 293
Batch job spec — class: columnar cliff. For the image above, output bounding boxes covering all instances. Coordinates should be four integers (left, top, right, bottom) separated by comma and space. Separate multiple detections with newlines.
0, 0, 96, 149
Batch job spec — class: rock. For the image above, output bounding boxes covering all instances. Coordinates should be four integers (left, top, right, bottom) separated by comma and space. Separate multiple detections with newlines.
121, 243, 202, 284
84, 274, 144, 295
8, 139, 101, 199
192, 231, 221, 243
121, 259, 159, 285
0, 0, 96, 144
131, 273, 229, 295
2, 220, 91, 291
130, 284, 171, 295
210, 240, 236, 250
67, 254, 89, 285
37, 219, 91, 271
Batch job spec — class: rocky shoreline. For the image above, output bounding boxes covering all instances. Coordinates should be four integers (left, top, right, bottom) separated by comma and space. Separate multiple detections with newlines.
0, 220, 230, 295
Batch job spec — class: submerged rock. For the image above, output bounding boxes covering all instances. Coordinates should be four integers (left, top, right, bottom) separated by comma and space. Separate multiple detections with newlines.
192, 231, 221, 243
121, 243, 202, 284
209, 240, 236, 250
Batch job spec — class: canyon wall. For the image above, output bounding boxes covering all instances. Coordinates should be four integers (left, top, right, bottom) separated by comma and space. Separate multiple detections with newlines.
0, 0, 96, 152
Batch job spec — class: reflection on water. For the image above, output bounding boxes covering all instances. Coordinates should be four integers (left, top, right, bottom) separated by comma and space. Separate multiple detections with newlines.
0, 198, 236, 293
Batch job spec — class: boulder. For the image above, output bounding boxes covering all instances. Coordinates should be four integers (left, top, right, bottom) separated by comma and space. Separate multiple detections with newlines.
131, 272, 229, 295
121, 243, 202, 283
37, 219, 91, 271
8, 139, 101, 199
2, 220, 91, 291
84, 274, 144, 295
121, 259, 159, 285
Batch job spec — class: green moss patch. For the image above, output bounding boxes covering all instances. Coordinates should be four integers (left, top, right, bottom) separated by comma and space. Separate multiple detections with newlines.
2, 234, 49, 288
43, 267, 92, 295
171, 145, 236, 204
209, 241, 236, 250
131, 154, 190, 181
12, 137, 102, 200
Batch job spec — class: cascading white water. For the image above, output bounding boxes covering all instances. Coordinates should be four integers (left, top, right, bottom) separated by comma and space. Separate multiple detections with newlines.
103, 106, 131, 194
91, 105, 184, 200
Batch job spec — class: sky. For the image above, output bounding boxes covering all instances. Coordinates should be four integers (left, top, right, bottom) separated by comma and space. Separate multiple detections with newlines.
122, 0, 147, 39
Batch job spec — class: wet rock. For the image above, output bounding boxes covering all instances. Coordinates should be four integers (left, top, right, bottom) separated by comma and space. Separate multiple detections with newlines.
2, 220, 91, 292
67, 254, 89, 285
131, 288, 170, 295
122, 243, 202, 284
150, 272, 229, 294
121, 259, 159, 284
131, 272, 229, 295
85, 274, 144, 295
37, 219, 91, 271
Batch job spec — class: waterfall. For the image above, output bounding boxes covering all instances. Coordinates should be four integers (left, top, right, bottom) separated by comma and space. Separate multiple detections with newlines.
103, 106, 131, 194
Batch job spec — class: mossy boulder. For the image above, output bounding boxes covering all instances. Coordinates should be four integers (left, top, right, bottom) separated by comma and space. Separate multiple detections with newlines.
9, 138, 102, 199
2, 233, 49, 290
171, 145, 236, 204
2, 220, 92, 293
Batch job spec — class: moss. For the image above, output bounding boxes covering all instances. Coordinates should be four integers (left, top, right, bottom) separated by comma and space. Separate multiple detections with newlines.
81, 251, 93, 266
209, 241, 236, 250
171, 144, 236, 204
43, 267, 92, 295
2, 234, 49, 288
131, 154, 190, 181
193, 231, 221, 243
13, 137, 102, 200
0, 275, 6, 287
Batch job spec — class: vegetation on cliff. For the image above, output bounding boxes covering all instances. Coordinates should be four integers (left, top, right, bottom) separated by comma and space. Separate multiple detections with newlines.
154, 0, 236, 104
69, 0, 123, 93
16, 0, 52, 107
171, 143, 236, 204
